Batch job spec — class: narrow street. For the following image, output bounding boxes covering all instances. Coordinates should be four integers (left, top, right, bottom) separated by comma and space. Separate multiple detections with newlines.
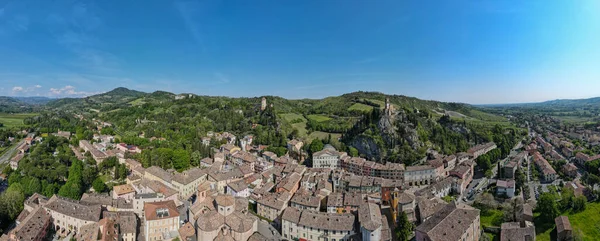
0, 139, 24, 165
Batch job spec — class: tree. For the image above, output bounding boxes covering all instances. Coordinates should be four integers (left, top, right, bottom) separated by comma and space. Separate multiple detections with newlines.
92, 178, 107, 193
0, 187, 25, 221
58, 159, 84, 200
395, 211, 413, 241
173, 149, 191, 172
82, 166, 99, 186
191, 150, 202, 167
560, 188, 574, 211
572, 195, 587, 213
309, 139, 324, 154
349, 147, 359, 157
26, 178, 42, 196
537, 192, 559, 222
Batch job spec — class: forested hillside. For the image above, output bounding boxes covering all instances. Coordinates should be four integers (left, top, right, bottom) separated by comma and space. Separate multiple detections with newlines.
31, 88, 525, 167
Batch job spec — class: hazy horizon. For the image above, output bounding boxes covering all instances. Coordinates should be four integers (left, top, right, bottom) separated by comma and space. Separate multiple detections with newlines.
1, 0, 599, 104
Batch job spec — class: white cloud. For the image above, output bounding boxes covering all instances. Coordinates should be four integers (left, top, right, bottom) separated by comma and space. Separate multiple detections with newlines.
35, 84, 41, 88
12, 86, 23, 92
48, 85, 98, 97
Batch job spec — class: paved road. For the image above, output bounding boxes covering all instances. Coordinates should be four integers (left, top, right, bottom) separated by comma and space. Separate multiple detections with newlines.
257, 219, 283, 240
0, 139, 24, 165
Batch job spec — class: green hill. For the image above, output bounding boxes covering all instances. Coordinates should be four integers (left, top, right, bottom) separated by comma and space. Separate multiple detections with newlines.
29, 87, 522, 164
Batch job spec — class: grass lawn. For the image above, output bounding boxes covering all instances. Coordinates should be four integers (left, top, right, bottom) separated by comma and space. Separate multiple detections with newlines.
292, 122, 308, 138
0, 113, 37, 129
535, 202, 600, 241
362, 98, 386, 108
480, 209, 504, 228
129, 98, 146, 106
307, 131, 341, 142
280, 113, 308, 138
306, 114, 332, 122
279, 113, 305, 122
348, 103, 373, 112
99, 174, 113, 183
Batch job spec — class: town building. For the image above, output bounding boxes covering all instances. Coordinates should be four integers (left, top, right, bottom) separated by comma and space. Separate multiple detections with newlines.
255, 192, 291, 224
404, 165, 436, 186
289, 192, 321, 211
172, 167, 208, 200
196, 195, 257, 241
496, 180, 516, 198
359, 202, 392, 241
562, 163, 578, 178
503, 161, 518, 179
415, 202, 480, 241
532, 152, 557, 182
112, 184, 136, 200
555, 216, 572, 241
467, 142, 497, 159
500, 221, 535, 241
281, 207, 356, 241
312, 145, 346, 169
4, 206, 51, 241
44, 195, 102, 236
144, 200, 180, 241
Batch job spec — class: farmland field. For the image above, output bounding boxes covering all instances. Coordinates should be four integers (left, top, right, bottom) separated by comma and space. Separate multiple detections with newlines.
348, 103, 373, 112
307, 114, 331, 122
0, 113, 37, 129
535, 202, 600, 241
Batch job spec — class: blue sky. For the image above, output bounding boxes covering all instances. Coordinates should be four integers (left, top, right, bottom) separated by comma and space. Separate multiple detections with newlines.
0, 0, 599, 104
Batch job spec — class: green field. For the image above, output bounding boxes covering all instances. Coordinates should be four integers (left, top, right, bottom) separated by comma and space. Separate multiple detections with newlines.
480, 209, 504, 228
361, 98, 386, 109
279, 113, 306, 122
535, 202, 600, 241
280, 113, 308, 137
308, 131, 341, 142
348, 103, 373, 112
307, 114, 331, 122
0, 113, 37, 129
129, 98, 146, 106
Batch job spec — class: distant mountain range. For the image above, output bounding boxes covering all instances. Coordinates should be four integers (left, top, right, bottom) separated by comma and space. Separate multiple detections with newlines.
3, 87, 600, 112
0, 96, 54, 112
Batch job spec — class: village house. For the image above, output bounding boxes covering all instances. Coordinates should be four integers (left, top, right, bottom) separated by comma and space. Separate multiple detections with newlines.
227, 179, 250, 198
532, 152, 557, 182
289, 192, 321, 211
281, 207, 356, 241
132, 193, 167, 215
4, 206, 51, 241
500, 221, 535, 241
467, 142, 497, 159
393, 192, 417, 223
503, 161, 518, 179
144, 200, 180, 241
172, 167, 207, 200
44, 195, 102, 236
359, 202, 392, 241
562, 163, 578, 178
415, 202, 480, 241
255, 191, 291, 224
555, 216, 572, 241
79, 140, 108, 163
9, 153, 24, 170
287, 139, 304, 154
496, 180, 516, 198
112, 184, 136, 200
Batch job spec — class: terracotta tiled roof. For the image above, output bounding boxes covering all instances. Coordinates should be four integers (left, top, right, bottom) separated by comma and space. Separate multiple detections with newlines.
144, 200, 179, 221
